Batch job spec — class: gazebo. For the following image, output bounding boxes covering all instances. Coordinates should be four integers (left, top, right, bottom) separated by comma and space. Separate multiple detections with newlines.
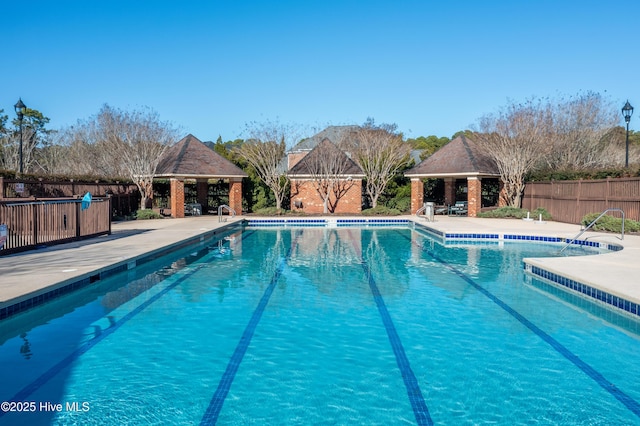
155, 134, 247, 218
405, 134, 501, 217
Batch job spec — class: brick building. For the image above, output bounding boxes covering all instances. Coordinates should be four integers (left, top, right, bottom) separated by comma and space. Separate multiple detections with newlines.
287, 127, 365, 214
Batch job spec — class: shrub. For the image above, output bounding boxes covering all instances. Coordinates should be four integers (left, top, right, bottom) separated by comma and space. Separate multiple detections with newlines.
135, 209, 163, 220
252, 207, 284, 215
385, 197, 411, 214
361, 206, 402, 216
477, 206, 552, 220
581, 213, 640, 233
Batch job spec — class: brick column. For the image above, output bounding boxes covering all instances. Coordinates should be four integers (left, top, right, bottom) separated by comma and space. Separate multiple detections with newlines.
444, 178, 456, 206
467, 177, 481, 217
410, 178, 424, 214
170, 178, 185, 218
228, 178, 243, 214
196, 179, 209, 214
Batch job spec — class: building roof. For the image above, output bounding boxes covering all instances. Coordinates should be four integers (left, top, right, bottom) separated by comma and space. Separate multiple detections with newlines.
155, 134, 248, 179
404, 134, 500, 178
289, 125, 360, 152
288, 139, 364, 177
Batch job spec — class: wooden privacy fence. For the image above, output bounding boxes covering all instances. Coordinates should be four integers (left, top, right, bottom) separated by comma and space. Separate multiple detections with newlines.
522, 177, 640, 224
0, 177, 140, 219
0, 197, 112, 255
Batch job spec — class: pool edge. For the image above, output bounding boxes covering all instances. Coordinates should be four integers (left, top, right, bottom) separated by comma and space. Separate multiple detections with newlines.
0, 222, 243, 321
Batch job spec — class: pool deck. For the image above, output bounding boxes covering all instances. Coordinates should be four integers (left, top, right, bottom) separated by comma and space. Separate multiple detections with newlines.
1, 215, 639, 318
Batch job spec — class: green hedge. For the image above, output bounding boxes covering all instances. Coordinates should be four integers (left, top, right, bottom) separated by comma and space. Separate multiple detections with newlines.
477, 207, 552, 220
581, 213, 640, 233
361, 206, 403, 216
527, 167, 640, 181
135, 209, 164, 220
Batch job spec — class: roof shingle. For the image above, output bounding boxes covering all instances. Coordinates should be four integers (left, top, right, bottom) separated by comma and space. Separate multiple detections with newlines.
156, 134, 247, 178
405, 135, 499, 177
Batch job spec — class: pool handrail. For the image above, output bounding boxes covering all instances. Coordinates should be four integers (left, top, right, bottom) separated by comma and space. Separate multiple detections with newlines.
559, 208, 624, 253
218, 204, 236, 222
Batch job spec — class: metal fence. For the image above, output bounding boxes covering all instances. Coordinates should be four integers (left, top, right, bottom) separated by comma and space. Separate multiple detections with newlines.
0, 198, 112, 255
522, 177, 640, 224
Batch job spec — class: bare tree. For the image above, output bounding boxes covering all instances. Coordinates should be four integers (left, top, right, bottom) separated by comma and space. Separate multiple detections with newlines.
237, 119, 305, 211
295, 139, 359, 213
545, 92, 620, 170
46, 124, 127, 177
0, 126, 36, 172
343, 121, 410, 208
92, 105, 178, 209
475, 98, 554, 208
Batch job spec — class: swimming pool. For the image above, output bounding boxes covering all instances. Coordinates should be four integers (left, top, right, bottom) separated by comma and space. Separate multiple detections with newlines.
0, 225, 639, 425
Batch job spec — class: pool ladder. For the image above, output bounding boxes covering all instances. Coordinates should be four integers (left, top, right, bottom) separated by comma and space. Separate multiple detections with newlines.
218, 205, 236, 222
559, 208, 624, 254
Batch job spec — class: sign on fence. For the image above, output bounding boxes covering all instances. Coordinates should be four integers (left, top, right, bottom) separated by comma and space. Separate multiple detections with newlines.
0, 224, 7, 250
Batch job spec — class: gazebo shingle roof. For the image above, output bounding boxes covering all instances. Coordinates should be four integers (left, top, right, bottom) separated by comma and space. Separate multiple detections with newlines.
404, 135, 499, 178
288, 139, 363, 176
156, 134, 247, 178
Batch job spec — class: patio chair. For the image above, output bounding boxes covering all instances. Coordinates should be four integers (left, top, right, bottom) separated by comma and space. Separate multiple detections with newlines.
450, 201, 468, 216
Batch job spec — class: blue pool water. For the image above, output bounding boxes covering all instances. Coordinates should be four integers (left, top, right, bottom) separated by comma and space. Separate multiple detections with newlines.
0, 226, 639, 425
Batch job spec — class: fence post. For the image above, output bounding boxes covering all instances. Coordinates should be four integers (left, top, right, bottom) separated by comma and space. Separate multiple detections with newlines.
0, 177, 3, 199
76, 200, 81, 239
108, 196, 112, 235
33, 203, 39, 245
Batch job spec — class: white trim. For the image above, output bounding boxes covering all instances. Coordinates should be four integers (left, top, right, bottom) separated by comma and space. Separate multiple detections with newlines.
404, 172, 500, 178
154, 174, 246, 179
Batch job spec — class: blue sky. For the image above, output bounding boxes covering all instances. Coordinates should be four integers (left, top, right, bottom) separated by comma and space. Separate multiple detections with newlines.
1, 0, 638, 142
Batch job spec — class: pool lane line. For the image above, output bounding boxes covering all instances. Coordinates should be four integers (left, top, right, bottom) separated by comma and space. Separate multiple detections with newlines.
361, 261, 434, 426
347, 229, 434, 426
200, 229, 303, 426
0, 233, 254, 419
405, 231, 640, 420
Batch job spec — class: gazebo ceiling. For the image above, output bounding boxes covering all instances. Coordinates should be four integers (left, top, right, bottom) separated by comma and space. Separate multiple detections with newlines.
155, 134, 248, 179
404, 135, 500, 179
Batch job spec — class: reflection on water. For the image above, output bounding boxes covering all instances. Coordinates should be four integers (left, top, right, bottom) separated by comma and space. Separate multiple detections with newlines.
19, 333, 32, 360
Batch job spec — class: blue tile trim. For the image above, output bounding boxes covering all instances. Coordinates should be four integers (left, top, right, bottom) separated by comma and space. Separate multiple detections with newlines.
414, 222, 622, 252
397, 230, 640, 419
446, 233, 500, 239
504, 235, 562, 242
526, 265, 640, 318
246, 218, 410, 227
200, 230, 302, 425
359, 260, 433, 426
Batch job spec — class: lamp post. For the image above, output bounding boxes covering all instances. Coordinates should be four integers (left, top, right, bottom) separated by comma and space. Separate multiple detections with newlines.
622, 100, 634, 168
14, 98, 26, 175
